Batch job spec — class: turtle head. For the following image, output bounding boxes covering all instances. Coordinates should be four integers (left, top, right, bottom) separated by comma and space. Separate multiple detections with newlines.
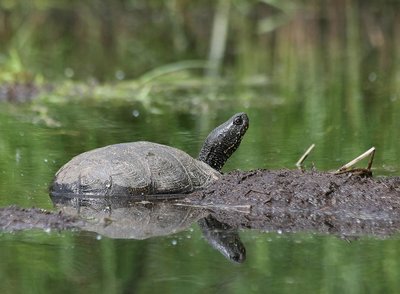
198, 112, 249, 171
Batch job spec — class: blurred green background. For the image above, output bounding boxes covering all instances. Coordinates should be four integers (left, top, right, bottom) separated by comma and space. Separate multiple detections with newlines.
0, 0, 399, 86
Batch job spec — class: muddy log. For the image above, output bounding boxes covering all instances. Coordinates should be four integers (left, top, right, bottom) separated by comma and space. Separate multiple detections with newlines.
0, 205, 83, 231
1, 169, 400, 238
185, 169, 400, 237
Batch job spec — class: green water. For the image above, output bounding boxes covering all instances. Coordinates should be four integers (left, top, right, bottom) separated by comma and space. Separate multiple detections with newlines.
2, 230, 400, 294
1, 87, 400, 293
1, 0, 400, 293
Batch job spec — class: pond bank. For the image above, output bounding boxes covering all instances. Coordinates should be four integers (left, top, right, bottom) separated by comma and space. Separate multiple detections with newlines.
2, 169, 400, 238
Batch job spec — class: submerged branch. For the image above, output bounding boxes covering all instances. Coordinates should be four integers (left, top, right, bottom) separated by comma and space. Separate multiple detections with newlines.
173, 202, 251, 214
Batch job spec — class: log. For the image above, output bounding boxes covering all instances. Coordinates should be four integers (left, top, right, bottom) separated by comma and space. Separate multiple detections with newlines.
1, 169, 400, 238
186, 169, 400, 237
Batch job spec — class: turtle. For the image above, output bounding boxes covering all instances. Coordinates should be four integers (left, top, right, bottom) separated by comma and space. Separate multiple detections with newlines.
50, 112, 249, 198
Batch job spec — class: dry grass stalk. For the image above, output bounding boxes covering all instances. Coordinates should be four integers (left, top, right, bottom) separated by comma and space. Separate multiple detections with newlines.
296, 144, 316, 168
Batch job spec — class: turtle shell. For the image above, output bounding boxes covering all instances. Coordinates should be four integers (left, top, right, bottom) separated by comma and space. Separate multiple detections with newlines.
50, 141, 220, 197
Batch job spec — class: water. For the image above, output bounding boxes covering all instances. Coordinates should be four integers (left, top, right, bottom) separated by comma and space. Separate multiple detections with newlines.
1, 230, 400, 293
1, 86, 400, 293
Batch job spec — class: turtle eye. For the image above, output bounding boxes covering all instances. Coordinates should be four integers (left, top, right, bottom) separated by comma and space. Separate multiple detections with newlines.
233, 116, 243, 125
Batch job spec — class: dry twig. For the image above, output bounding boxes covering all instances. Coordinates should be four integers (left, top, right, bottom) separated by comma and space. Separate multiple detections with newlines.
334, 147, 375, 175
296, 144, 315, 168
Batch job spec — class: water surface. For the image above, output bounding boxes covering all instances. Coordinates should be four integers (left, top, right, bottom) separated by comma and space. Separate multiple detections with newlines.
1, 85, 400, 293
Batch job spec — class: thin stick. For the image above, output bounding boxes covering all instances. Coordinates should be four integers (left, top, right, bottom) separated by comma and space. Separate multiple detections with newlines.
296, 144, 315, 167
334, 147, 376, 174
173, 202, 251, 214
367, 147, 376, 170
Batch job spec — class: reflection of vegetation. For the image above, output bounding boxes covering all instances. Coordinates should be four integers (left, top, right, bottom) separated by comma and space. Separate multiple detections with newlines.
1, 230, 400, 293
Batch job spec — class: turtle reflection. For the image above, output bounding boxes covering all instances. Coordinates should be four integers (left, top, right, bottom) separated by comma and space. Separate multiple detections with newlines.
51, 195, 246, 263
198, 214, 246, 263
